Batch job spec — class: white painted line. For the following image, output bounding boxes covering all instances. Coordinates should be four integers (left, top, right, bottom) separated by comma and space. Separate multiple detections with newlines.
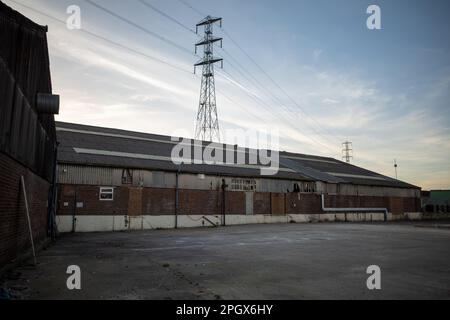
325, 172, 388, 181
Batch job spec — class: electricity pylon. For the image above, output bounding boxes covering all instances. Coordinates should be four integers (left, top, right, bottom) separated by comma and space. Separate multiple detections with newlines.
342, 141, 353, 163
194, 16, 223, 142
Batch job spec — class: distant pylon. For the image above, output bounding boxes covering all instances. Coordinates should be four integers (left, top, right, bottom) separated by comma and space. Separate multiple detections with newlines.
342, 141, 353, 163
194, 16, 223, 142
394, 159, 398, 179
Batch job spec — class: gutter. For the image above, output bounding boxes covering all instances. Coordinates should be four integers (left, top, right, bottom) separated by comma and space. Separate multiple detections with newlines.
321, 194, 388, 222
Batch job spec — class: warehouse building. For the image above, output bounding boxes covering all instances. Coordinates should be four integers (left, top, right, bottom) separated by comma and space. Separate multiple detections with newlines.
0, 2, 59, 269
56, 122, 422, 232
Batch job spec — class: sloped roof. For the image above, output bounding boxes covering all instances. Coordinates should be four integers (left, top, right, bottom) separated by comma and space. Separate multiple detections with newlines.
56, 122, 419, 189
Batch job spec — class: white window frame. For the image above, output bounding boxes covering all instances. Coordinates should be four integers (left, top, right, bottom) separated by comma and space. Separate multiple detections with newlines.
99, 187, 114, 201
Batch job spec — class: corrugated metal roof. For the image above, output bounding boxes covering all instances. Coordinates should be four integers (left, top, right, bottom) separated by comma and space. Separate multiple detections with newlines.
56, 121, 420, 189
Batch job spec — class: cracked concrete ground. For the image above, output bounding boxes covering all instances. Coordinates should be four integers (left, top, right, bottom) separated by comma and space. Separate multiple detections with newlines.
1, 222, 450, 300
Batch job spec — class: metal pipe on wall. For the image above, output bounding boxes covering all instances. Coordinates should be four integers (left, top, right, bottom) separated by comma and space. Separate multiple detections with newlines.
221, 179, 228, 226
72, 187, 78, 233
175, 167, 180, 229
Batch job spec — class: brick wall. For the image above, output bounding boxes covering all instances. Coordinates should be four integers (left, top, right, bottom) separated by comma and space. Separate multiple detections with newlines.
324, 195, 389, 209
254, 193, 270, 215
143, 188, 175, 215
0, 152, 50, 268
57, 185, 129, 216
179, 189, 219, 215
225, 191, 245, 215
286, 193, 323, 214
57, 184, 420, 218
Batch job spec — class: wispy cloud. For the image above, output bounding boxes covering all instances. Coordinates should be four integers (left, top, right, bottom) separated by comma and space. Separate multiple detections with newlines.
8, 0, 448, 189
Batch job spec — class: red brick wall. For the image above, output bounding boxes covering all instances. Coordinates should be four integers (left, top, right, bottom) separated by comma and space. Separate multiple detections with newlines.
142, 188, 175, 215
324, 195, 389, 209
0, 152, 50, 268
254, 193, 270, 215
286, 193, 323, 214
57, 184, 421, 218
179, 189, 219, 215
57, 185, 128, 216
271, 193, 286, 215
128, 188, 142, 216
225, 191, 246, 215
321, 194, 419, 214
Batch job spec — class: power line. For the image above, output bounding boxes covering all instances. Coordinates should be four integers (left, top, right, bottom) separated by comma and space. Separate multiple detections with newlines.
216, 69, 338, 154
12, 0, 339, 154
173, 0, 343, 150
194, 16, 223, 142
136, 0, 338, 153
84, 0, 195, 57
177, 0, 206, 18
176, 0, 345, 145
7, 0, 192, 74
8, 0, 304, 144
222, 27, 345, 147
8, 0, 279, 134
138, 0, 197, 34
142, 0, 303, 123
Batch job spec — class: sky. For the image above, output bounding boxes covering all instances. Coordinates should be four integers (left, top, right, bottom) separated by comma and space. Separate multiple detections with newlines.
4, 0, 450, 190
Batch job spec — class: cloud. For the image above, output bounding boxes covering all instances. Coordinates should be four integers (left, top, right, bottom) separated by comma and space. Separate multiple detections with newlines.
17, 0, 448, 189
50, 37, 192, 96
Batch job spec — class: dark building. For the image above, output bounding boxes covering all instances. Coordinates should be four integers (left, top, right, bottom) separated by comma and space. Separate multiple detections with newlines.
55, 122, 422, 232
422, 190, 450, 214
0, 2, 59, 270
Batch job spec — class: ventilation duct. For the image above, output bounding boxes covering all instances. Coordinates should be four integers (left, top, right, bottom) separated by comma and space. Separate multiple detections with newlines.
36, 93, 60, 114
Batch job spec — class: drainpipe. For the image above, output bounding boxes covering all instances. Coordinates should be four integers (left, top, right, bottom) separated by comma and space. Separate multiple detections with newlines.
321, 194, 388, 222
221, 179, 228, 226
48, 141, 59, 240
175, 167, 180, 229
72, 187, 78, 233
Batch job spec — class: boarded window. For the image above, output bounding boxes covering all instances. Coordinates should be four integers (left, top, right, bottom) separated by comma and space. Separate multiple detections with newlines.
231, 179, 256, 192
293, 182, 316, 193
121, 169, 133, 185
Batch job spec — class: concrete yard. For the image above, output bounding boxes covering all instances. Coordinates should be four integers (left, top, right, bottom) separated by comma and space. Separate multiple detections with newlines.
2, 222, 450, 300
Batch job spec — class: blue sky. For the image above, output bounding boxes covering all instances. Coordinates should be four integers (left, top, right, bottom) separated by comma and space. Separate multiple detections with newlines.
5, 0, 450, 189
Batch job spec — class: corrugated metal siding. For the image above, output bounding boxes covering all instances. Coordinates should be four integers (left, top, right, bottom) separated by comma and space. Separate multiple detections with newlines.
0, 2, 56, 181
58, 164, 114, 186
0, 3, 55, 141
56, 164, 420, 199
0, 57, 54, 180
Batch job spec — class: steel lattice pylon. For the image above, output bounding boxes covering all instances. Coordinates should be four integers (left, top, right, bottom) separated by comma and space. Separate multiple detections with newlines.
194, 16, 223, 142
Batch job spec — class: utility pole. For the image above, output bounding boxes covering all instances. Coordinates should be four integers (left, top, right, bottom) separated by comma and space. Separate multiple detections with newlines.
194, 16, 223, 142
394, 159, 398, 179
342, 141, 353, 163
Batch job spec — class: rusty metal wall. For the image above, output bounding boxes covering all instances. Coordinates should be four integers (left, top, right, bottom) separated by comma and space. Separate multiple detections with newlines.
58, 164, 114, 186
271, 193, 286, 215
57, 164, 421, 200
